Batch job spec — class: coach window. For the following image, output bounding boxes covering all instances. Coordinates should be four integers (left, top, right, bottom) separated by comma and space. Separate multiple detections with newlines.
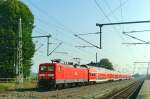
93, 73, 95, 76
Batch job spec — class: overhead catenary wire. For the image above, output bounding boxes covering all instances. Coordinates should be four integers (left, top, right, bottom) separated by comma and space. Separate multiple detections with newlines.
119, 0, 124, 32
94, 0, 124, 41
95, 7, 150, 73
34, 18, 76, 41
77, 32, 100, 36
94, 0, 112, 24
27, 0, 75, 34
122, 42, 150, 45
36, 17, 99, 53
35, 17, 68, 33
69, 0, 124, 49
103, 0, 125, 36
33, 27, 93, 59
27, 0, 79, 40
30, 1, 103, 52
33, 29, 47, 36
103, 0, 120, 22
96, 20, 150, 46
25, 0, 118, 65
104, 0, 136, 71
34, 28, 94, 59
28, 2, 90, 40
74, 34, 100, 49
95, 1, 138, 68
48, 42, 63, 56
35, 44, 44, 52
123, 29, 150, 34
123, 32, 150, 44
33, 29, 94, 61
35, 15, 99, 50
28, 0, 100, 44
99, 0, 129, 22
75, 45, 94, 48
27, 0, 149, 70
118, 0, 136, 70
26, 0, 99, 60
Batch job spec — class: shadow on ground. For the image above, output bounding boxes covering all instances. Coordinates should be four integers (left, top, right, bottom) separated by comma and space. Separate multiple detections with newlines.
16, 87, 55, 92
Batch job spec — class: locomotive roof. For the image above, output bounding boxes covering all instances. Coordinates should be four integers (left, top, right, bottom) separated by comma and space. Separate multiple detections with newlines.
39, 62, 87, 68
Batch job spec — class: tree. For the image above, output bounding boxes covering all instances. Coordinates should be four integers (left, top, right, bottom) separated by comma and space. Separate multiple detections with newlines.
0, 0, 35, 78
98, 58, 114, 70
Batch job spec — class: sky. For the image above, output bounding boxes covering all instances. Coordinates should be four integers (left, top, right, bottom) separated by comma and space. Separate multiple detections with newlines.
22, 0, 150, 75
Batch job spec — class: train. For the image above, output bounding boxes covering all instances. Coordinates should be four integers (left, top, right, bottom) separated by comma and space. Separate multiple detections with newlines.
38, 59, 131, 88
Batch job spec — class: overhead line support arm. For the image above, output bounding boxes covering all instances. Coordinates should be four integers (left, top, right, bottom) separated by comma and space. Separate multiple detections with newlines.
32, 35, 51, 38
96, 20, 150, 26
74, 34, 100, 49
96, 20, 150, 48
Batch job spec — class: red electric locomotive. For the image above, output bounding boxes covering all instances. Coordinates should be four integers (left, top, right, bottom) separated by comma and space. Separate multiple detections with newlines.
38, 59, 89, 88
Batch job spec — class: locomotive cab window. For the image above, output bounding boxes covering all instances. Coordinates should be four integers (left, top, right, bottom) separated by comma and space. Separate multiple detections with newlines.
40, 66, 47, 72
40, 66, 54, 72
48, 66, 54, 72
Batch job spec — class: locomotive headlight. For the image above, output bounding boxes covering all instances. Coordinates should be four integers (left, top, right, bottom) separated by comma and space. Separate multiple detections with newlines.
51, 76, 54, 79
39, 74, 45, 76
48, 74, 54, 76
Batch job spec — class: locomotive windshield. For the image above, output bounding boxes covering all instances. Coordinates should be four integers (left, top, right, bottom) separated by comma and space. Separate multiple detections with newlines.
48, 66, 54, 72
40, 65, 54, 72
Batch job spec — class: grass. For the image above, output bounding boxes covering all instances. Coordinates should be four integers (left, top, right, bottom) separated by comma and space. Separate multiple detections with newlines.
0, 80, 37, 92
22, 80, 37, 88
0, 83, 16, 91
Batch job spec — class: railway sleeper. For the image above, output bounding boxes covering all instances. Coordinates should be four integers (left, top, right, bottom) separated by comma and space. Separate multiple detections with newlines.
106, 80, 144, 99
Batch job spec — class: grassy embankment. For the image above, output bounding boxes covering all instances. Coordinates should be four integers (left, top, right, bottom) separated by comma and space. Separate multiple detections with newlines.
0, 80, 37, 92
0, 83, 16, 91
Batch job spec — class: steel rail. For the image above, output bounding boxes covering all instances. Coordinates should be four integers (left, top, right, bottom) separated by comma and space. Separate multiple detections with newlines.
108, 80, 143, 99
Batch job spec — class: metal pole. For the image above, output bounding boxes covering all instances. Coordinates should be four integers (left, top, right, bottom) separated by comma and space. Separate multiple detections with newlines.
18, 18, 23, 83
134, 62, 150, 78
96, 52, 97, 64
100, 25, 102, 49
147, 63, 150, 77
47, 36, 50, 56
133, 63, 136, 75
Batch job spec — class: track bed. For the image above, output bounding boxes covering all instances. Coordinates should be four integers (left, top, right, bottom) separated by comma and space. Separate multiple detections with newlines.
0, 80, 137, 99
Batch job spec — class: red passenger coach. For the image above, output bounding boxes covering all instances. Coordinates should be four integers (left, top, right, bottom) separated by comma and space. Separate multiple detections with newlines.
87, 66, 131, 82
38, 60, 88, 88
88, 68, 96, 83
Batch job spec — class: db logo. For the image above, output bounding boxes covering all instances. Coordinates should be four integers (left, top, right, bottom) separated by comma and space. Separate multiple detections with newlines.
74, 72, 78, 75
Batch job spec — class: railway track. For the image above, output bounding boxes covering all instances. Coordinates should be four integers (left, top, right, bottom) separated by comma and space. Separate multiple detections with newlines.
107, 80, 144, 99
0, 80, 138, 99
